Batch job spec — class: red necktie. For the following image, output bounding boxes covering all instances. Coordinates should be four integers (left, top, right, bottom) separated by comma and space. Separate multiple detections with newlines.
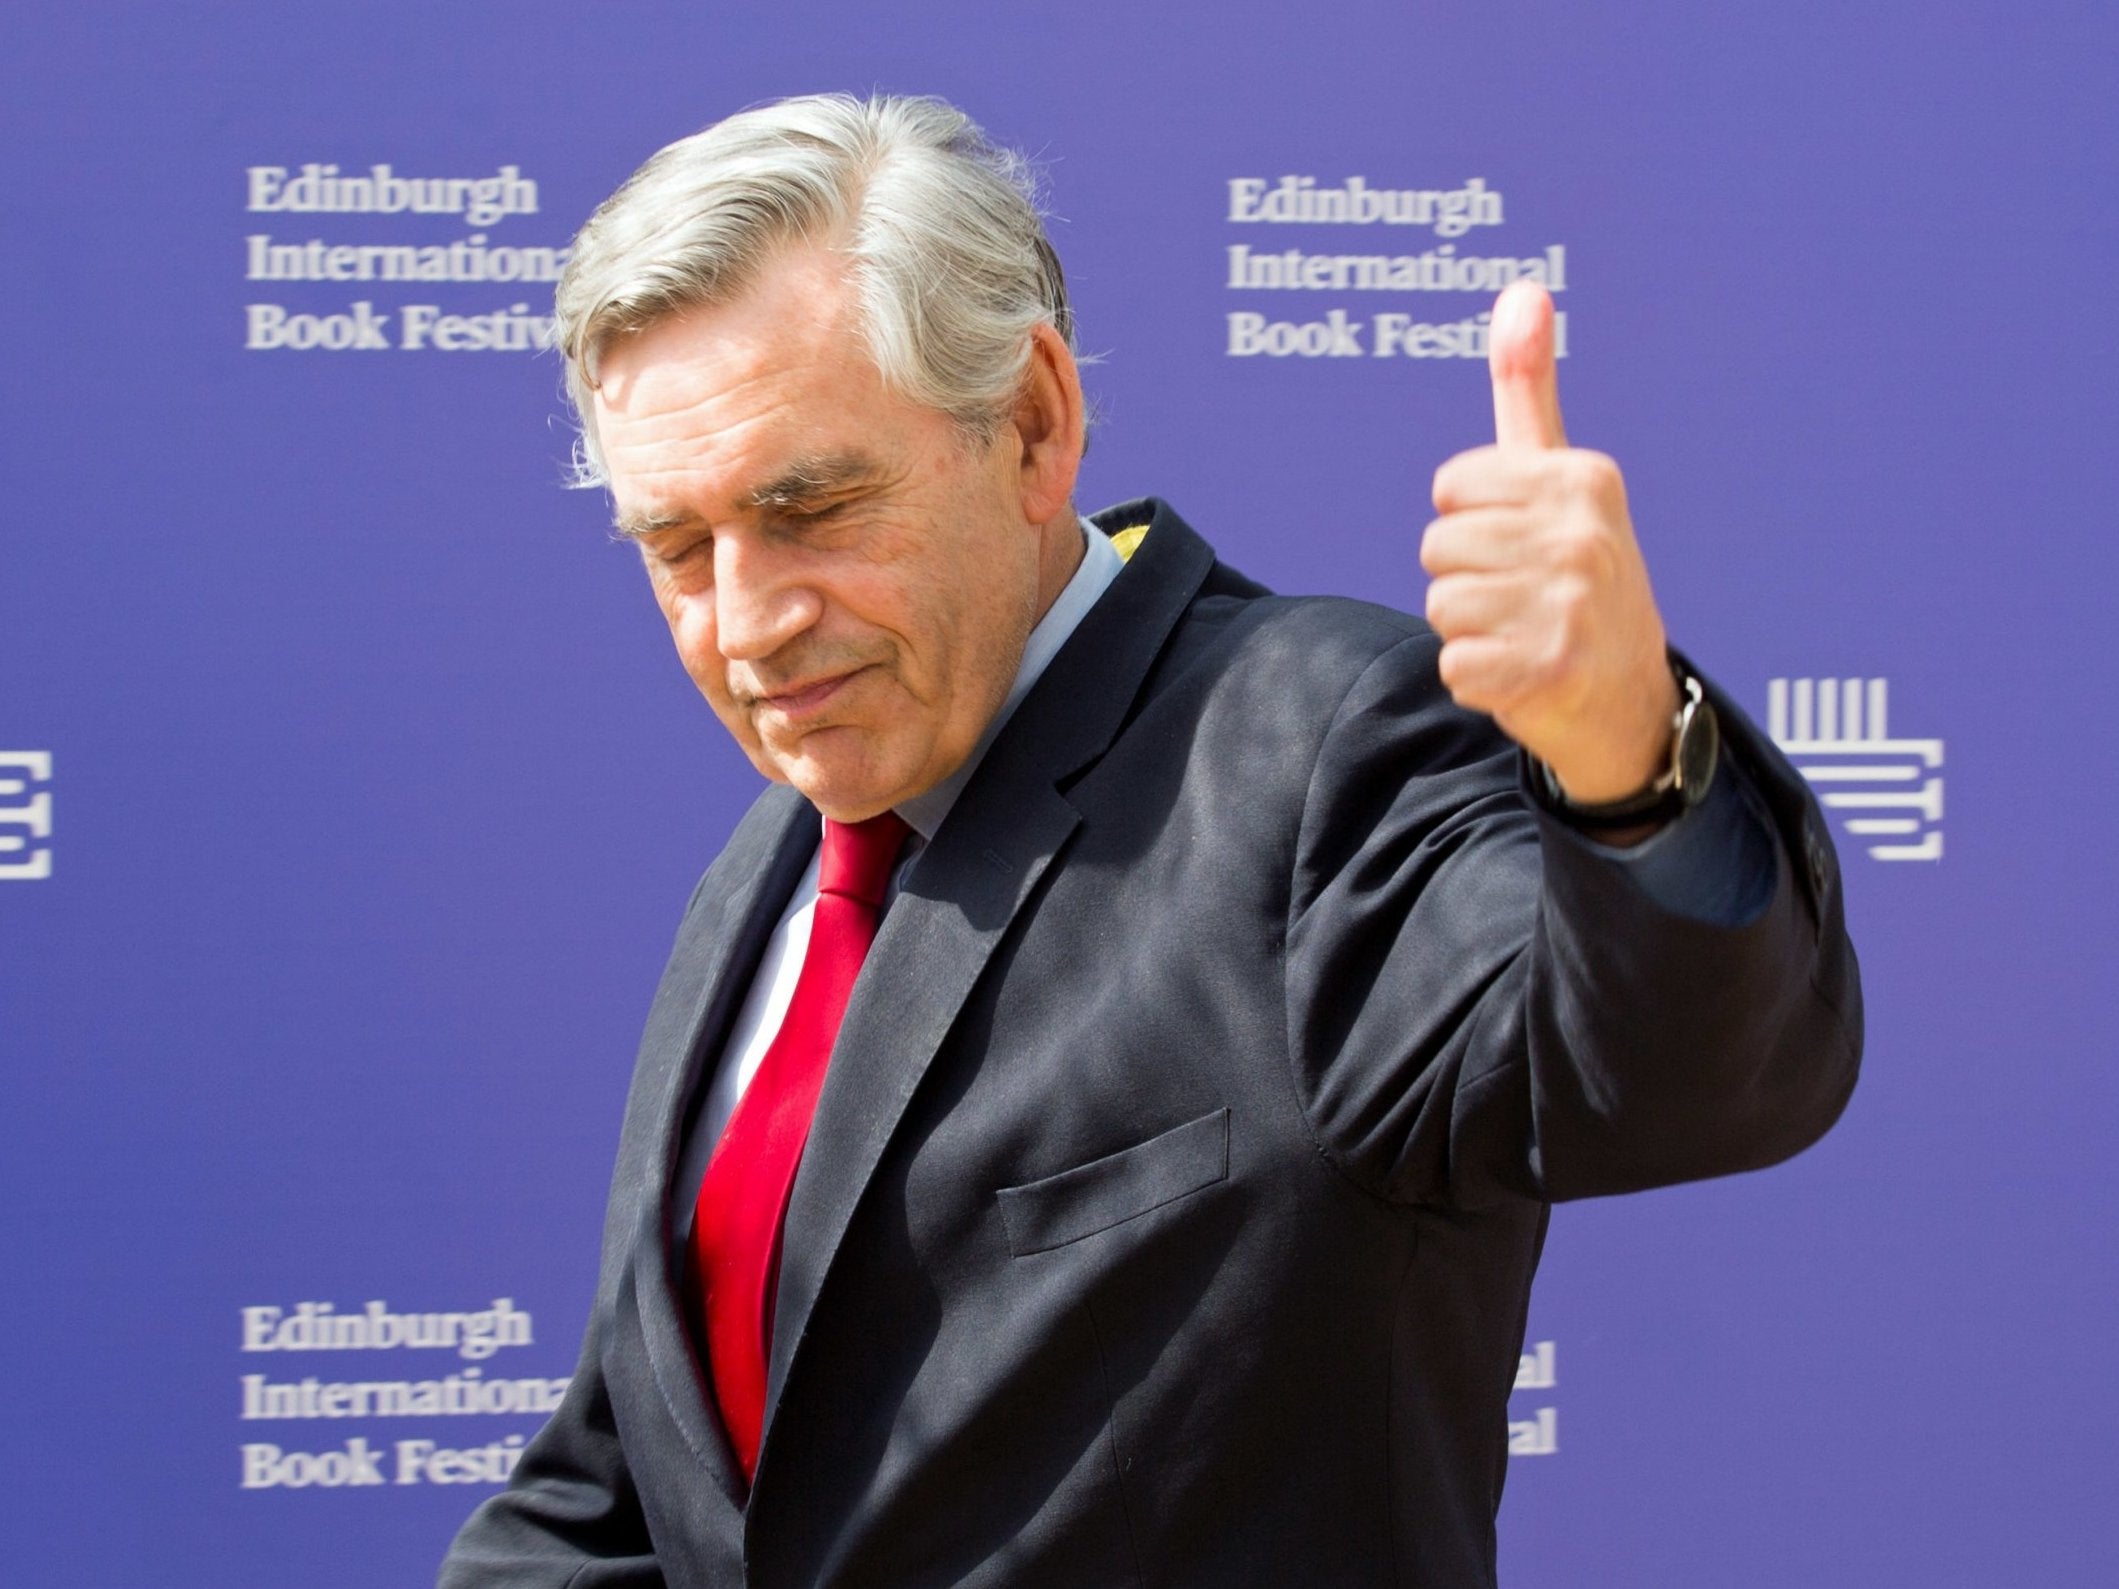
688, 810, 909, 1482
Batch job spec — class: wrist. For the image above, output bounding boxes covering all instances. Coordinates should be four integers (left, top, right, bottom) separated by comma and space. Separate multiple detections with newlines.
1528, 658, 1719, 833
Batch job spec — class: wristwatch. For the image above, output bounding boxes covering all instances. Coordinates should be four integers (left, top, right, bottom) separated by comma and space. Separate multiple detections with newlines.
1529, 659, 1720, 832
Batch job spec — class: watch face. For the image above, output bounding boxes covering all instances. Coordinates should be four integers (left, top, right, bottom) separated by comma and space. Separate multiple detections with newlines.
1679, 691, 1720, 800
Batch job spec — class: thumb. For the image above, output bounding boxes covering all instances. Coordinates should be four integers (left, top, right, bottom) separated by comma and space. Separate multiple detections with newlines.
1489, 280, 1566, 449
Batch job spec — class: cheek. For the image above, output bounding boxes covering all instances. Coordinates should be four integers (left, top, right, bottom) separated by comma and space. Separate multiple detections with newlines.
659, 595, 758, 747
660, 593, 722, 685
885, 589, 970, 706
692, 653, 769, 763
874, 564, 1011, 718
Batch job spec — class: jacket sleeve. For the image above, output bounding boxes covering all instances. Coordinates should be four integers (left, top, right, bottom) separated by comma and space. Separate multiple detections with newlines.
1282, 629, 1862, 1208
437, 1308, 666, 1588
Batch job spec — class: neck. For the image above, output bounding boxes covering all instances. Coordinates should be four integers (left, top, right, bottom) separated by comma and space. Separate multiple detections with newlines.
1029, 504, 1086, 626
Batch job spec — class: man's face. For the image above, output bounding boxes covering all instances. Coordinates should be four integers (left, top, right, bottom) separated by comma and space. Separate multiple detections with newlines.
592, 247, 1050, 821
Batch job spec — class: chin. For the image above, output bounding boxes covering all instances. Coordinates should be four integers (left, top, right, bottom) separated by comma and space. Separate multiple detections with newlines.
781, 762, 901, 822
771, 728, 924, 817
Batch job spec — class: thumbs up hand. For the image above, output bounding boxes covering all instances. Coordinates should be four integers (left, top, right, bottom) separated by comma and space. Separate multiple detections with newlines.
1422, 281, 1678, 806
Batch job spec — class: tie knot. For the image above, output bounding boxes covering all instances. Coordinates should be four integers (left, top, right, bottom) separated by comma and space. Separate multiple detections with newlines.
818, 811, 911, 907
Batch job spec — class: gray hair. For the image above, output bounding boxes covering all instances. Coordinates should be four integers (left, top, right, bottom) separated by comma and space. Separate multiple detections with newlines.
555, 92, 1079, 486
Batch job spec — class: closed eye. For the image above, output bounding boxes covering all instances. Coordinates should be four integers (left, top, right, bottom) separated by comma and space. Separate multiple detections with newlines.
639, 530, 711, 570
764, 496, 865, 540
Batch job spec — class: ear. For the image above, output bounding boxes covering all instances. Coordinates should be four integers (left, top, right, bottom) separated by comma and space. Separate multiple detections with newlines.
1010, 321, 1085, 527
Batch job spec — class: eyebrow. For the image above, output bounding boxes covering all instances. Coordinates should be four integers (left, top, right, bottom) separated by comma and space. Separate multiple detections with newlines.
611, 451, 888, 540
611, 507, 700, 541
746, 451, 888, 511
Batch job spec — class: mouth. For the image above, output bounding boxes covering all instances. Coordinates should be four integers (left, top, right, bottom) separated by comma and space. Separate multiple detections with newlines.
753, 666, 869, 725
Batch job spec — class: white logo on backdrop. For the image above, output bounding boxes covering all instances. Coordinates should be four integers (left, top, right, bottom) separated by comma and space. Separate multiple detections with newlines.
0, 751, 52, 880
1768, 680, 1942, 861
1508, 1338, 1558, 1456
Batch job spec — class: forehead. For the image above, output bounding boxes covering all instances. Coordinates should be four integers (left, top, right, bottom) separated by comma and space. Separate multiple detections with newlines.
590, 248, 911, 519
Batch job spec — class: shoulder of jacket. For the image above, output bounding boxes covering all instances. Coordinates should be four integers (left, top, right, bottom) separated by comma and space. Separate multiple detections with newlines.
1188, 589, 1437, 683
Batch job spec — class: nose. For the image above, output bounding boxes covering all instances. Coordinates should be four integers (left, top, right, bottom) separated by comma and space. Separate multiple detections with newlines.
712, 535, 820, 662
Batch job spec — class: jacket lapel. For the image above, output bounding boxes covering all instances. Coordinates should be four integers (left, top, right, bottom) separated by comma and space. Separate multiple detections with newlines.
621, 782, 818, 1509
757, 502, 1221, 1459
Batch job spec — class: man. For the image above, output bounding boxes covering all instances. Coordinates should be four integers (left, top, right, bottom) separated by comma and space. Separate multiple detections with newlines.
442, 93, 1859, 1586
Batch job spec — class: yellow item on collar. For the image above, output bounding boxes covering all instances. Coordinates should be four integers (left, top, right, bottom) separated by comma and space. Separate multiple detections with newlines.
1109, 524, 1149, 563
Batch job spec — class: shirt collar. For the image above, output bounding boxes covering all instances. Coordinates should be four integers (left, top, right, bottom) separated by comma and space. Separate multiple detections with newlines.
894, 515, 1126, 841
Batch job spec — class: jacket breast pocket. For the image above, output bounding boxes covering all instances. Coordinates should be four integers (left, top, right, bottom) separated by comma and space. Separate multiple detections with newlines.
997, 1107, 1231, 1257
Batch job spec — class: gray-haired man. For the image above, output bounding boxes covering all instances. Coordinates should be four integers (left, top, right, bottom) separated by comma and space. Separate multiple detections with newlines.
442, 93, 1858, 1586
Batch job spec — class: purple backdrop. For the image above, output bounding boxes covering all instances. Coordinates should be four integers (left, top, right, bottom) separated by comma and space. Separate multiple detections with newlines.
4, 2, 2115, 1582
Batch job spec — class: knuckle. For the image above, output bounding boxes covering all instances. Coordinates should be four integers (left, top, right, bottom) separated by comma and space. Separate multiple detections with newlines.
1547, 632, 1583, 686
1417, 520, 1448, 575
1436, 639, 1471, 695
1545, 518, 1607, 575
1424, 581, 1463, 637
1553, 578, 1597, 645
1530, 616, 1580, 689
1431, 458, 1465, 512
1482, 671, 1526, 716
1564, 449, 1621, 497
1439, 641, 1501, 711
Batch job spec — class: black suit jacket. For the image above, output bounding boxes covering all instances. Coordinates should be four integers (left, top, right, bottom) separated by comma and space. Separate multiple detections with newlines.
442, 500, 1861, 1587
